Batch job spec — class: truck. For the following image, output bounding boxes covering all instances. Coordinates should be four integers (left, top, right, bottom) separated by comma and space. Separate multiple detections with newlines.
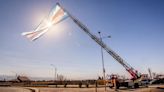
58, 3, 149, 89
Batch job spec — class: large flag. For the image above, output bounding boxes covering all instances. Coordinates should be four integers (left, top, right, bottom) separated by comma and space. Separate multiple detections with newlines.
22, 4, 68, 41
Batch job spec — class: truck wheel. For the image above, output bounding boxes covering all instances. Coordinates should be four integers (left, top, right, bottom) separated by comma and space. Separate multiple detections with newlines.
86, 84, 89, 88
134, 83, 139, 88
109, 86, 113, 89
116, 83, 120, 89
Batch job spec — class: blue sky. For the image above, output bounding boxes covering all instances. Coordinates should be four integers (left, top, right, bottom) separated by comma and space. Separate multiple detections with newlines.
0, 0, 164, 80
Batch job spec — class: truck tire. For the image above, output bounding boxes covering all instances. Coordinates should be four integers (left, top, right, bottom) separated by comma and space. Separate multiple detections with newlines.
134, 83, 139, 88
109, 86, 113, 89
116, 82, 120, 89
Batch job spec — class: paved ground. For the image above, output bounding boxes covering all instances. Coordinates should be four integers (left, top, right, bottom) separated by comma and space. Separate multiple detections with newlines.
38, 86, 164, 92
0, 85, 164, 92
0, 87, 32, 92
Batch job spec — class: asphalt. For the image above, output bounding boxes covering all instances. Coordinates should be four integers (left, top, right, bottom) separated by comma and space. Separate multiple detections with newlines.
0, 84, 164, 92
0, 87, 32, 92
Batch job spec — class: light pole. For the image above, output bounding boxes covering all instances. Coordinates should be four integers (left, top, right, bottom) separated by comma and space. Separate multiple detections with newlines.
51, 64, 57, 81
98, 31, 111, 91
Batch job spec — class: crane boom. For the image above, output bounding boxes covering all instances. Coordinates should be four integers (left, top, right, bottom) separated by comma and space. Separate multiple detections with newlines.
58, 3, 140, 79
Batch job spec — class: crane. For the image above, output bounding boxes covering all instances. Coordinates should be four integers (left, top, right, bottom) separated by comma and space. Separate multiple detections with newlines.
58, 3, 140, 80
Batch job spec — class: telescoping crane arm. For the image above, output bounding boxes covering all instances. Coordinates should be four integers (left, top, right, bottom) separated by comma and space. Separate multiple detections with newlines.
58, 3, 140, 80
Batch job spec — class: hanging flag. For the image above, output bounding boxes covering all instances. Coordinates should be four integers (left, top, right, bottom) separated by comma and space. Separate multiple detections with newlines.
22, 4, 68, 41
48, 4, 68, 25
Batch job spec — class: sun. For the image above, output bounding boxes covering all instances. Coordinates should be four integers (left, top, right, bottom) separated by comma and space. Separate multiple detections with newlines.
44, 19, 53, 28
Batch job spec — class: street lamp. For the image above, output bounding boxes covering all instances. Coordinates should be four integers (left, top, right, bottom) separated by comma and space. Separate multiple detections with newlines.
50, 64, 57, 81
98, 31, 111, 91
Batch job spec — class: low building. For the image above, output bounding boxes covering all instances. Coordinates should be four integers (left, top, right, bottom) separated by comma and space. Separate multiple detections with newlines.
17, 76, 30, 82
